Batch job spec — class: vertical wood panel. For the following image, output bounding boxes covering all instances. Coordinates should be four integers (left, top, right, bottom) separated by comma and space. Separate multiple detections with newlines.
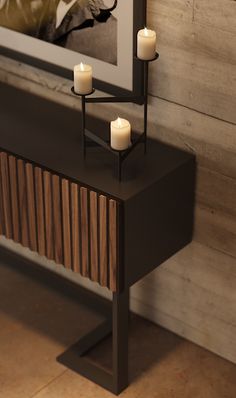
99, 195, 108, 287
17, 158, 29, 247
0, 153, 5, 236
80, 186, 89, 278
43, 170, 54, 260
0, 151, 120, 291
90, 190, 99, 282
61, 179, 71, 269
71, 182, 80, 273
25, 163, 37, 252
52, 174, 63, 265
34, 167, 46, 257
0, 152, 12, 239
8, 155, 20, 242
109, 199, 118, 292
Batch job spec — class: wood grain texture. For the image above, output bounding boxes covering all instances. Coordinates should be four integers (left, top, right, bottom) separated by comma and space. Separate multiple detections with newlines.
0, 153, 5, 236
0, 152, 12, 239
52, 174, 63, 265
194, 0, 236, 35
61, 179, 71, 269
71, 182, 80, 273
25, 163, 37, 252
43, 171, 54, 260
109, 199, 118, 292
80, 186, 89, 278
131, 241, 236, 364
144, 0, 236, 124
34, 167, 46, 257
17, 158, 29, 247
99, 195, 108, 287
8, 155, 20, 242
90, 190, 99, 282
0, 151, 120, 291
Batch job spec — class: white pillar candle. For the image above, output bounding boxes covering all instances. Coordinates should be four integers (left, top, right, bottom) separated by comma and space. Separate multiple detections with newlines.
110, 117, 131, 151
137, 28, 157, 60
74, 62, 93, 95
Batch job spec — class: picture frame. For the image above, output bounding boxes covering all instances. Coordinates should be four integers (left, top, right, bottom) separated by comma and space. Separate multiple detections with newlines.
0, 0, 147, 97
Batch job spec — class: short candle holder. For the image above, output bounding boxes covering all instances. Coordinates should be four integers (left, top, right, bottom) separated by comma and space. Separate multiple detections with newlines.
71, 52, 159, 181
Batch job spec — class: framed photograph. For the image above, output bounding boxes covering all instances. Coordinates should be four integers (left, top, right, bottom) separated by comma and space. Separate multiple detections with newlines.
0, 0, 146, 97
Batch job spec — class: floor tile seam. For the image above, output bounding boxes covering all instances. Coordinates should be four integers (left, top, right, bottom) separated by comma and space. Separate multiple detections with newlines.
29, 369, 69, 398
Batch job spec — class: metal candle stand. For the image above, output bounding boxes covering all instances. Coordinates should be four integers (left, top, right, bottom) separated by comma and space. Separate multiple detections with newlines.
71, 53, 159, 181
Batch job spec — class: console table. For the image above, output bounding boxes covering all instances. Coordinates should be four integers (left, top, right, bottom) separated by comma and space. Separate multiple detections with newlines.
0, 82, 195, 395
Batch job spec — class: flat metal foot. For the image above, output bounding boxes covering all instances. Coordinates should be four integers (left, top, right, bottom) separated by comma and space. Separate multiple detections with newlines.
57, 289, 129, 395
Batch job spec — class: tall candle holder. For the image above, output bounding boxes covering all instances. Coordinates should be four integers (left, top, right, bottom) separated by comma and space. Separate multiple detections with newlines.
71, 53, 159, 181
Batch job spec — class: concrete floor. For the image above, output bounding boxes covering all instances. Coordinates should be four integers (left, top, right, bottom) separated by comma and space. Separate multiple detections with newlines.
0, 249, 235, 398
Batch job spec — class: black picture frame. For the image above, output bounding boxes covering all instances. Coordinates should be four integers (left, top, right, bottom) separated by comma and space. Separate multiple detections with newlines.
0, 0, 147, 98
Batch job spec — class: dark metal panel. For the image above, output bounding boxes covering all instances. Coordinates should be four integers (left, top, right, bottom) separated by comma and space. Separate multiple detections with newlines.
124, 157, 196, 287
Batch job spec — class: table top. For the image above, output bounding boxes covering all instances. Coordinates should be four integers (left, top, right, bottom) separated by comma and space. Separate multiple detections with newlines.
0, 82, 193, 201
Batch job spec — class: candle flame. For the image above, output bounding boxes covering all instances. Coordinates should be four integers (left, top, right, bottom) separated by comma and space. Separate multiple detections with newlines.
144, 27, 149, 36
117, 117, 122, 127
80, 62, 85, 71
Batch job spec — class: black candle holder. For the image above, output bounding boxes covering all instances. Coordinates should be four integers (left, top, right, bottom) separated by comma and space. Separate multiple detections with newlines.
71, 53, 159, 181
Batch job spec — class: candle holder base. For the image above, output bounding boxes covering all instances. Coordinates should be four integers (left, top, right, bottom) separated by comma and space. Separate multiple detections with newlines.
84, 129, 146, 181
71, 53, 159, 181
71, 87, 95, 97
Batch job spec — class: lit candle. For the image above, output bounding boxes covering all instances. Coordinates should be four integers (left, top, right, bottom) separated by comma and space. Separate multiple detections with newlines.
74, 62, 93, 95
137, 27, 157, 60
110, 117, 131, 151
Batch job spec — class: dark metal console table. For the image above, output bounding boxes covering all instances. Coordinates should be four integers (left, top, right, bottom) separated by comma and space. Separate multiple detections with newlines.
0, 82, 195, 395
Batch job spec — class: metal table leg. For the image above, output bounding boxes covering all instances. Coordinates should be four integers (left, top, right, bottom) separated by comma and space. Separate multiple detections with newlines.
57, 288, 129, 395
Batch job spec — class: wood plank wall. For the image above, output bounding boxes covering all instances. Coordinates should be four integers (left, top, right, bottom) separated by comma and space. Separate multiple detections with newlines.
0, 0, 235, 363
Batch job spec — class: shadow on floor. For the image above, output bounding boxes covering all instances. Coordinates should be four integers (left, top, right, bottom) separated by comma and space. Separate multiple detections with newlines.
0, 246, 183, 383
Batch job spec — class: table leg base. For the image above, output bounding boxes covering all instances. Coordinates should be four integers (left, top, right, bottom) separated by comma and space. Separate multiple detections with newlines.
57, 289, 129, 396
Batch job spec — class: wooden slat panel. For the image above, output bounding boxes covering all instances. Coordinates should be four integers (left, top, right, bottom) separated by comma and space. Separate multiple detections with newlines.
52, 174, 63, 265
17, 158, 29, 247
0, 153, 5, 236
34, 167, 46, 257
0, 153, 12, 239
43, 170, 54, 260
25, 163, 37, 252
99, 195, 108, 287
8, 156, 20, 243
80, 186, 89, 278
61, 179, 71, 269
71, 182, 80, 273
109, 199, 119, 292
90, 190, 98, 282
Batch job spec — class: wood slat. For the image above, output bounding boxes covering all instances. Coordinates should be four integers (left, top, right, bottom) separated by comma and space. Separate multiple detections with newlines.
25, 163, 37, 252
17, 158, 29, 247
99, 195, 108, 287
0, 153, 5, 236
0, 152, 12, 239
71, 182, 80, 273
90, 190, 99, 282
80, 186, 89, 278
0, 150, 120, 291
34, 167, 46, 257
8, 155, 20, 243
43, 170, 54, 260
61, 179, 71, 269
52, 174, 63, 265
109, 199, 119, 292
